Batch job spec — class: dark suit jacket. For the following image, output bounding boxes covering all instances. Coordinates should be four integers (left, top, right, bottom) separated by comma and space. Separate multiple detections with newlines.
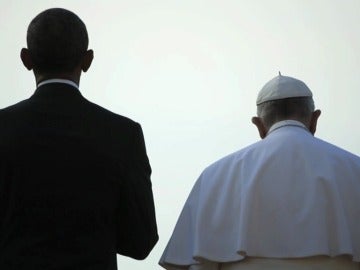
0, 83, 158, 270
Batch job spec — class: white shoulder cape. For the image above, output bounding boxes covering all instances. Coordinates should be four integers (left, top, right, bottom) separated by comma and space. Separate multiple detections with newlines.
160, 124, 360, 268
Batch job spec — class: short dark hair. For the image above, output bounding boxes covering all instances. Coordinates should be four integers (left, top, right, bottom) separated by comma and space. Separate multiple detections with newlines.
26, 8, 89, 73
257, 97, 315, 129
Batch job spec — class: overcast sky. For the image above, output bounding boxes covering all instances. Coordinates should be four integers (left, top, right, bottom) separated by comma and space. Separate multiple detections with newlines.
1, 0, 360, 269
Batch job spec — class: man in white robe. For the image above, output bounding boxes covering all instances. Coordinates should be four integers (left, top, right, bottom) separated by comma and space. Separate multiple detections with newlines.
159, 74, 360, 269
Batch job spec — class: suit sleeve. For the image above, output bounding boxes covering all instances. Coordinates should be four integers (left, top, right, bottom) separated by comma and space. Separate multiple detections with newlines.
116, 123, 158, 260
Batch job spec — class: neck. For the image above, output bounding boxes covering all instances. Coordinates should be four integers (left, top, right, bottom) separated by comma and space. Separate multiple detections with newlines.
34, 69, 81, 86
267, 120, 310, 136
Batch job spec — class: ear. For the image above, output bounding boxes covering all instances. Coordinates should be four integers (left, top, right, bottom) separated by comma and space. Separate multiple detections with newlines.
81, 49, 94, 72
20, 48, 33, 70
252, 116, 268, 139
309, 109, 321, 135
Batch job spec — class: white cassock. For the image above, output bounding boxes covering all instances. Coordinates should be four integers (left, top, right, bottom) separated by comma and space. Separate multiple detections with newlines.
159, 120, 360, 269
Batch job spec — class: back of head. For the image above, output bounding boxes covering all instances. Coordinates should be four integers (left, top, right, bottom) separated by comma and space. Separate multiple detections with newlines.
257, 97, 315, 129
27, 8, 89, 74
256, 74, 315, 129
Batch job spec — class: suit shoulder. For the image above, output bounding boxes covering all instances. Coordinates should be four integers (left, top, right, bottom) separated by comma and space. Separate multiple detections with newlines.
82, 99, 140, 127
0, 99, 31, 113
0, 99, 32, 121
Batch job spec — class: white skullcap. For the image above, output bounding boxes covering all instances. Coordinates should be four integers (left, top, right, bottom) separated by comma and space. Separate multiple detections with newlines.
256, 73, 313, 105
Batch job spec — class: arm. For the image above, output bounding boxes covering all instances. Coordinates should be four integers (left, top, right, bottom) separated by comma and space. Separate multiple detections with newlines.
117, 123, 158, 259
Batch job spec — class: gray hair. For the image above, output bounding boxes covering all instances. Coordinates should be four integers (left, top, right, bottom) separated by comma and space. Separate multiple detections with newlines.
257, 97, 315, 129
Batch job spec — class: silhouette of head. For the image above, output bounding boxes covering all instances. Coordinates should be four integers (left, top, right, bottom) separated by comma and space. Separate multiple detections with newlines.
26, 8, 89, 74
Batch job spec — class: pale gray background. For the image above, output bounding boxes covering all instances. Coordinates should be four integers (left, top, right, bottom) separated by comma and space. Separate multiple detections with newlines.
1, 1, 360, 269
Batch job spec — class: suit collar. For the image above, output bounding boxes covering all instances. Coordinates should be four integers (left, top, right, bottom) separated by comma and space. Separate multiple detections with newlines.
37, 79, 79, 89
30, 83, 84, 101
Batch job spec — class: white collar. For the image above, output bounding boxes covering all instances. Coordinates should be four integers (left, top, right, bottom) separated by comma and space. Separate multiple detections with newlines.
37, 79, 79, 89
267, 120, 309, 135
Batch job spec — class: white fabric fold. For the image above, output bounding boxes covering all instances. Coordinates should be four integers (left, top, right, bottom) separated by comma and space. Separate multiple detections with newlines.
160, 121, 360, 269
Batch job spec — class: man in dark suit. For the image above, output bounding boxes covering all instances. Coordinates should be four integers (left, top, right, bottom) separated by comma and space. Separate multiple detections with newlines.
0, 8, 158, 270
